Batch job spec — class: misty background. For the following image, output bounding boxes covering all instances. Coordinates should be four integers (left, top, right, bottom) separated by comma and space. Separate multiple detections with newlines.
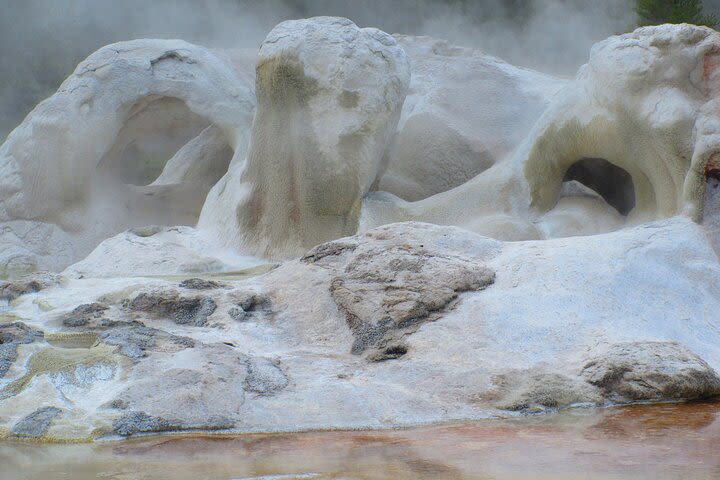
2, 0, 719, 141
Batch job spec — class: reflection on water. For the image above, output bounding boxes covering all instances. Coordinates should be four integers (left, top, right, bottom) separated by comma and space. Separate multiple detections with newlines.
152, 263, 279, 282
2, 400, 720, 480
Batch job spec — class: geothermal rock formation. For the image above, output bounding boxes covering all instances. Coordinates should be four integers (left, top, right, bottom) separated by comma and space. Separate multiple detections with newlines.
200, 17, 411, 258
364, 24, 720, 240
0, 39, 256, 275
1, 18, 720, 441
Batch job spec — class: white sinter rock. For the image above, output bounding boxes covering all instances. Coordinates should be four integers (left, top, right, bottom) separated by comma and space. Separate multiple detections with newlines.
363, 24, 720, 242
1, 219, 719, 441
0, 39, 255, 274
199, 17, 410, 259
377, 35, 565, 201
1, 20, 720, 442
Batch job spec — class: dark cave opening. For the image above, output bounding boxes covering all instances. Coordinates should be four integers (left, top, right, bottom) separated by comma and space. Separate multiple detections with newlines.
563, 157, 636, 216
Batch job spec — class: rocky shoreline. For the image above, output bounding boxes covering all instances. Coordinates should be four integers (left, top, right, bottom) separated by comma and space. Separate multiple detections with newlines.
1, 219, 719, 441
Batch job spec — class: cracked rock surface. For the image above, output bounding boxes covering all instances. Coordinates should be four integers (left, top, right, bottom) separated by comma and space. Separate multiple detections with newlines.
303, 225, 495, 357
0, 272, 64, 301
60, 303, 109, 327
0, 322, 43, 378
126, 290, 217, 326
582, 342, 720, 402
11, 406, 63, 438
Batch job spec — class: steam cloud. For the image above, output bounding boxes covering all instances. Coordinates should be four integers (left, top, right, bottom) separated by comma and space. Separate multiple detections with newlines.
0, 0, 694, 141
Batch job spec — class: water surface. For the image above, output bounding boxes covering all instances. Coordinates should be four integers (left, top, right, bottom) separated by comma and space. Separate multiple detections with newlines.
3, 401, 720, 479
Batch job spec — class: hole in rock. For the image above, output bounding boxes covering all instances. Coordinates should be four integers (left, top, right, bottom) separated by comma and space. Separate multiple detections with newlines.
90, 96, 233, 231
103, 97, 201, 185
100, 96, 232, 187
383, 344, 408, 356
562, 158, 636, 216
367, 343, 409, 362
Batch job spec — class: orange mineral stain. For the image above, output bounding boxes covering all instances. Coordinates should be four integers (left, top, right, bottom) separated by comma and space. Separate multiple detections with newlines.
2, 400, 720, 480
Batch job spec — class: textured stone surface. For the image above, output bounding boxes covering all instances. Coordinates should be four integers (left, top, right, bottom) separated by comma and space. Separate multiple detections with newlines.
486, 371, 601, 413
245, 357, 288, 396
112, 411, 175, 437
1, 21, 720, 442
179, 278, 226, 290
0, 271, 64, 300
127, 291, 217, 327
105, 345, 288, 436
11, 406, 63, 438
303, 227, 495, 356
199, 17, 410, 259
227, 291, 272, 322
61, 303, 109, 327
98, 321, 195, 359
582, 342, 720, 402
0, 322, 43, 378
0, 220, 718, 440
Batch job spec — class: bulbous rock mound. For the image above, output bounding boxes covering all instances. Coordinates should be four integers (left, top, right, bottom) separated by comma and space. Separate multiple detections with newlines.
582, 342, 720, 402
524, 25, 720, 223
200, 17, 411, 259
377, 35, 564, 201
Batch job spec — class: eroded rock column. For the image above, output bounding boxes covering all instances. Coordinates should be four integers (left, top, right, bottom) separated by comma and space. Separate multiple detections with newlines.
200, 17, 410, 259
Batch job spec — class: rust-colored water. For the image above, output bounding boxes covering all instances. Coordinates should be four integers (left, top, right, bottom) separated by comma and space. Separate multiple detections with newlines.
3, 401, 720, 479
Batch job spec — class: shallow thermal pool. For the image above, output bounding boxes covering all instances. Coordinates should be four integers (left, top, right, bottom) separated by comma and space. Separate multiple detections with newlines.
2, 400, 719, 480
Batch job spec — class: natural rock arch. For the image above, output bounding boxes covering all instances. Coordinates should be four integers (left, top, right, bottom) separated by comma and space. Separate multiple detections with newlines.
365, 25, 720, 241
0, 39, 255, 273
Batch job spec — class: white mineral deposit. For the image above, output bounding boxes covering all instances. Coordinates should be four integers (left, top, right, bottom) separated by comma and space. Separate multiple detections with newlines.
2, 2, 720, 479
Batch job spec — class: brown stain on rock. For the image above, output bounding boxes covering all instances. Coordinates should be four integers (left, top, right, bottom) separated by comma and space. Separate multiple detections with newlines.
337, 90, 359, 108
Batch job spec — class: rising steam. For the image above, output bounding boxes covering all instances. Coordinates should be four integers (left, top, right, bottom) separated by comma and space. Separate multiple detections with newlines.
0, 0, 639, 140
